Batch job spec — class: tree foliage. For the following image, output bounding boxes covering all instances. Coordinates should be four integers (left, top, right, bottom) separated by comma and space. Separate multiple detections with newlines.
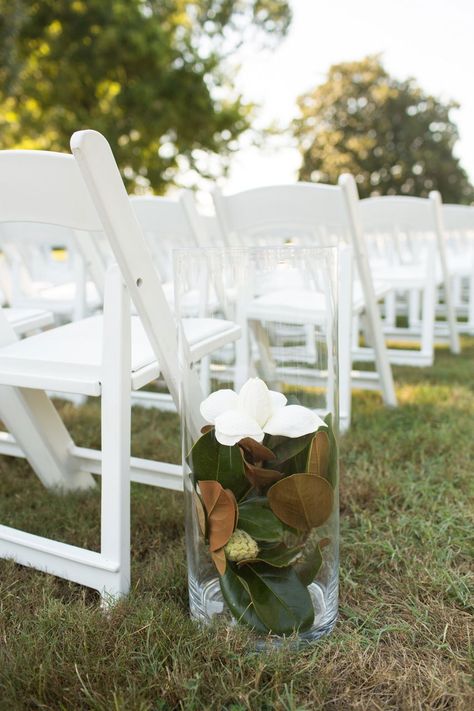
293, 56, 474, 203
0, 0, 291, 193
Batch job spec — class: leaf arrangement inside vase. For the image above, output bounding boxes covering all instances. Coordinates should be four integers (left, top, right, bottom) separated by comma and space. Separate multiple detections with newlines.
188, 378, 338, 636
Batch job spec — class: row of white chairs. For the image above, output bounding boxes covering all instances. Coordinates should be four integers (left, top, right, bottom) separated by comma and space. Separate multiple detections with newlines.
1, 169, 472, 428
0, 131, 472, 600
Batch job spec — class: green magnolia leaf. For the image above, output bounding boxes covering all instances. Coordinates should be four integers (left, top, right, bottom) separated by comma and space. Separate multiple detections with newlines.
237, 563, 314, 634
268, 474, 334, 530
323, 414, 338, 489
307, 431, 330, 477
237, 542, 304, 568
295, 542, 324, 586
264, 432, 315, 474
237, 498, 284, 542
188, 430, 249, 499
219, 565, 269, 634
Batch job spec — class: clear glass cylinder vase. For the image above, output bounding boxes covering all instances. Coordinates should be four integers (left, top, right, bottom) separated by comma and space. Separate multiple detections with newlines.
174, 246, 339, 645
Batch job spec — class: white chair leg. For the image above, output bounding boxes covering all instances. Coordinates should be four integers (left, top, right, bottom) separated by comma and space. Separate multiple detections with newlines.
0, 386, 95, 491
452, 274, 462, 309
444, 274, 461, 354
431, 190, 460, 354
408, 289, 420, 327
468, 261, 474, 334
338, 247, 352, 431
420, 248, 436, 363
249, 320, 276, 384
340, 174, 397, 407
233, 296, 250, 391
199, 355, 211, 398
384, 290, 396, 328
351, 313, 359, 349
100, 265, 131, 600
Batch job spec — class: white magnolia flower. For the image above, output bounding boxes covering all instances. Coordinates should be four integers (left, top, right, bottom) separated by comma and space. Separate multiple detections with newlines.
200, 377, 326, 446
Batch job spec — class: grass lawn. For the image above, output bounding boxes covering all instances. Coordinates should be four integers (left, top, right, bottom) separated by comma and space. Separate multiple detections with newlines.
0, 340, 473, 710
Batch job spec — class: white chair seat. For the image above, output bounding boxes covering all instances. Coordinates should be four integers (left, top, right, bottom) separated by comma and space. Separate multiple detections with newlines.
371, 264, 442, 289
162, 281, 221, 314
353, 279, 390, 312
245, 288, 328, 324
0, 315, 240, 396
182, 317, 241, 363
448, 254, 474, 278
14, 280, 102, 316
4, 307, 54, 335
39, 280, 101, 309
246, 281, 391, 323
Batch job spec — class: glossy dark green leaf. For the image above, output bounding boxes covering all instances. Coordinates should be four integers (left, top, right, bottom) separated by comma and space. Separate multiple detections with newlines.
237, 563, 314, 634
237, 542, 304, 568
187, 430, 249, 499
323, 414, 338, 489
237, 498, 284, 542
264, 432, 315, 474
219, 565, 269, 634
295, 542, 324, 586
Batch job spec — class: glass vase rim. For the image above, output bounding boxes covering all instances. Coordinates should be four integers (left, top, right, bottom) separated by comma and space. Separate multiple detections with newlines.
173, 244, 338, 254
172, 244, 339, 261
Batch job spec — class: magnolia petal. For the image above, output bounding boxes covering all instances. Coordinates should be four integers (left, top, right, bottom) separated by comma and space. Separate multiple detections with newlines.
237, 378, 272, 428
268, 390, 287, 413
264, 405, 327, 438
214, 409, 264, 446
200, 389, 238, 424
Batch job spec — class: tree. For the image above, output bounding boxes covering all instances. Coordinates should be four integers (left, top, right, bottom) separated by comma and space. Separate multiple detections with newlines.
293, 55, 474, 203
0, 0, 291, 193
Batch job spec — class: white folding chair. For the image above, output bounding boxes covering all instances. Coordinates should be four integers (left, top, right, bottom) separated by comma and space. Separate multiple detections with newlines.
439, 201, 474, 335
213, 179, 397, 431
0, 132, 240, 598
130, 192, 212, 304
352, 190, 460, 366
0, 222, 101, 322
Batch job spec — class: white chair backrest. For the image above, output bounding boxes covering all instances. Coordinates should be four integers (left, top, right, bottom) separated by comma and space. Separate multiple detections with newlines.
213, 183, 353, 248
358, 195, 438, 266
0, 150, 102, 229
0, 150, 108, 303
441, 204, 474, 255
0, 222, 78, 286
0, 138, 180, 403
71, 130, 200, 404
130, 193, 203, 283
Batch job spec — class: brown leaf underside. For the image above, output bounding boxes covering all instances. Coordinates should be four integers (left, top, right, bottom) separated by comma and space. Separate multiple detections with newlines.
198, 481, 237, 551
211, 548, 226, 576
307, 431, 330, 478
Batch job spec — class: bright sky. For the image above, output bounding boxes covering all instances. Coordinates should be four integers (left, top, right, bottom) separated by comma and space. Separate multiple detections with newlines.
225, 0, 474, 193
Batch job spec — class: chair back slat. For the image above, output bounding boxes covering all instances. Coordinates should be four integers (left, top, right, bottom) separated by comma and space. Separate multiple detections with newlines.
70, 130, 183, 404
213, 183, 352, 248
0, 151, 102, 231
442, 204, 474, 232
359, 195, 438, 265
130, 195, 199, 283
